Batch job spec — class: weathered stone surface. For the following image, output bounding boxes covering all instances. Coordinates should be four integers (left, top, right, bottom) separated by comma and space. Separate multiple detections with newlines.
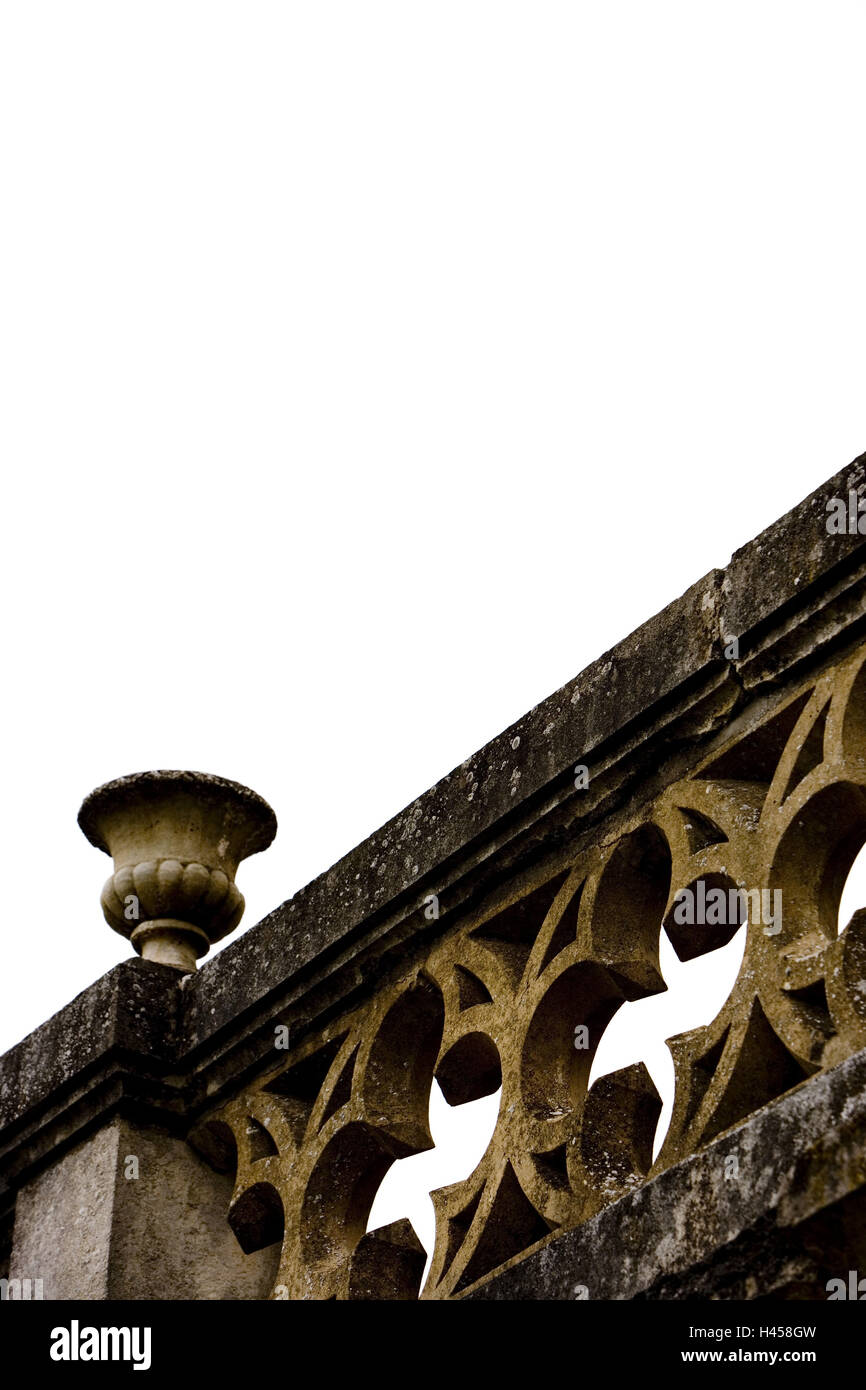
0, 958, 187, 1271
9, 1122, 117, 1298
0, 960, 180, 1145
723, 455, 866, 689
464, 1043, 866, 1300
9, 1117, 277, 1299
79, 770, 277, 971
203, 638, 866, 1299
184, 458, 866, 1054
183, 569, 732, 1050
2, 451, 866, 1300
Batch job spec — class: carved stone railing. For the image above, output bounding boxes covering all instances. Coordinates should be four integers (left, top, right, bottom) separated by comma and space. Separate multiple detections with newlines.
201, 643, 866, 1299
2, 453, 866, 1300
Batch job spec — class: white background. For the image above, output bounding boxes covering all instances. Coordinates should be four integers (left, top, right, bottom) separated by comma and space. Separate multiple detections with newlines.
2, 2, 865, 1265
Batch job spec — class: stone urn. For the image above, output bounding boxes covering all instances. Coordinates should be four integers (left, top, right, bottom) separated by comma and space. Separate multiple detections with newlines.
78, 770, 277, 971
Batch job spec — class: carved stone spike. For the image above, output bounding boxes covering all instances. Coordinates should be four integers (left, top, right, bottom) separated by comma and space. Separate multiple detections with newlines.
78, 770, 277, 971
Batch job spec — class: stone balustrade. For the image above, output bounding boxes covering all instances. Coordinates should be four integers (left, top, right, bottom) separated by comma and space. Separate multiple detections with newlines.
2, 451, 866, 1300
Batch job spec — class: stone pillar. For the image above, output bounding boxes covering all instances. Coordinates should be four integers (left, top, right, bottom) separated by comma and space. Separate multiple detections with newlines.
1, 770, 279, 1300
9, 1118, 278, 1300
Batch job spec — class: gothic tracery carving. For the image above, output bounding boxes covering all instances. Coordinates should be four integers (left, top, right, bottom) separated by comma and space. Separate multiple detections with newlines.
206, 645, 866, 1299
